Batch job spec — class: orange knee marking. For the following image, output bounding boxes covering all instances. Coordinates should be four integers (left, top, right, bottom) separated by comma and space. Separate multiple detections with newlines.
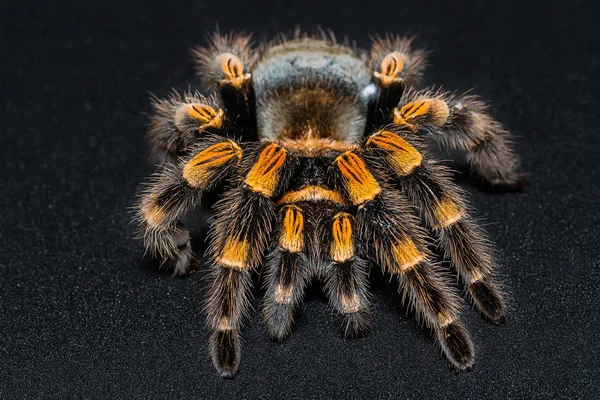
334, 152, 381, 205
244, 143, 288, 197
434, 197, 463, 228
279, 206, 304, 253
366, 130, 423, 176
393, 98, 450, 131
217, 236, 249, 269
392, 235, 426, 272
330, 213, 354, 262
218, 53, 251, 88
374, 52, 405, 86
142, 201, 168, 229
182, 141, 242, 188
174, 103, 224, 131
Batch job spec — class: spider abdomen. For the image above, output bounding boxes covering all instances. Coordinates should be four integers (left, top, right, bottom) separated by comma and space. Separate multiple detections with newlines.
253, 40, 372, 142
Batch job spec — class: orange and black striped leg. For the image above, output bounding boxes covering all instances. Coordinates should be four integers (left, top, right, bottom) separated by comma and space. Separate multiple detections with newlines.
205, 265, 251, 379
135, 137, 243, 275
399, 263, 473, 370
193, 34, 258, 141
359, 191, 473, 369
393, 91, 523, 188
410, 166, 506, 322
366, 35, 427, 131
262, 205, 310, 340
148, 92, 228, 163
439, 219, 506, 324
332, 151, 473, 369
366, 130, 506, 323
205, 188, 277, 378
206, 143, 292, 377
324, 212, 371, 338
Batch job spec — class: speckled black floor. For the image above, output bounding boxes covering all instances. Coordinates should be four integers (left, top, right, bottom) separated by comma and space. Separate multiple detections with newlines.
1, 0, 598, 398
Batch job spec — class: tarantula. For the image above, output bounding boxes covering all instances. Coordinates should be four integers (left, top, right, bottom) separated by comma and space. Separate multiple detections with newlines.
135, 30, 522, 378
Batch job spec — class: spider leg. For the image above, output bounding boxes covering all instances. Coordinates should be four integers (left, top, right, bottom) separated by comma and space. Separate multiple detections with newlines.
262, 205, 310, 340
148, 92, 228, 163
135, 136, 243, 275
365, 129, 506, 322
192, 32, 258, 141
393, 90, 523, 188
205, 142, 293, 377
323, 211, 371, 338
366, 34, 427, 131
332, 151, 474, 369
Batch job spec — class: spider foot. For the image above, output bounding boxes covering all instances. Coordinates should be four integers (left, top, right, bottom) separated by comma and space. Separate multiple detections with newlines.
469, 279, 506, 324
168, 226, 194, 277
340, 310, 371, 339
210, 330, 240, 379
438, 322, 474, 371
263, 301, 294, 342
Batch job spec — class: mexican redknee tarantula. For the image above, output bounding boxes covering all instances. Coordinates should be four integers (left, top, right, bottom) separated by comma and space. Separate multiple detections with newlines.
135, 30, 522, 378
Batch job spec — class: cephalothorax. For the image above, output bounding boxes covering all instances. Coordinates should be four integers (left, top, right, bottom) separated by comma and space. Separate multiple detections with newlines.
135, 30, 521, 378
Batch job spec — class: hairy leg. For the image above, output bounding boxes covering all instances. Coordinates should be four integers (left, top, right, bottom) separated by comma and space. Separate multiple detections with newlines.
392, 89, 522, 187
366, 34, 427, 131
205, 142, 293, 377
205, 187, 276, 378
323, 211, 371, 338
332, 150, 474, 368
135, 136, 243, 275
262, 205, 311, 340
365, 129, 506, 322
192, 32, 258, 141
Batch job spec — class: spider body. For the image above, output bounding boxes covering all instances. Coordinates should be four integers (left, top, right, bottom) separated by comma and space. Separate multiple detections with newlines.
136, 30, 522, 378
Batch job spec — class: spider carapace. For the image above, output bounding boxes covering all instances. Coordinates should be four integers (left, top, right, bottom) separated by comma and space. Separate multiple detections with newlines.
135, 30, 522, 378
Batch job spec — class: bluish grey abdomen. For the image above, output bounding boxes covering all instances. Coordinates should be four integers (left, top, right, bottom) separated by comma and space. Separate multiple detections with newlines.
253, 41, 373, 142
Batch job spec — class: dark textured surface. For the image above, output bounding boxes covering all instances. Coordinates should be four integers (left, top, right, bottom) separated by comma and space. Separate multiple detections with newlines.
1, 0, 599, 398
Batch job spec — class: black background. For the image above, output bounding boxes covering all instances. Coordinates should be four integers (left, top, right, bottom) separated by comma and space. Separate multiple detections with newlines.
1, 0, 599, 398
